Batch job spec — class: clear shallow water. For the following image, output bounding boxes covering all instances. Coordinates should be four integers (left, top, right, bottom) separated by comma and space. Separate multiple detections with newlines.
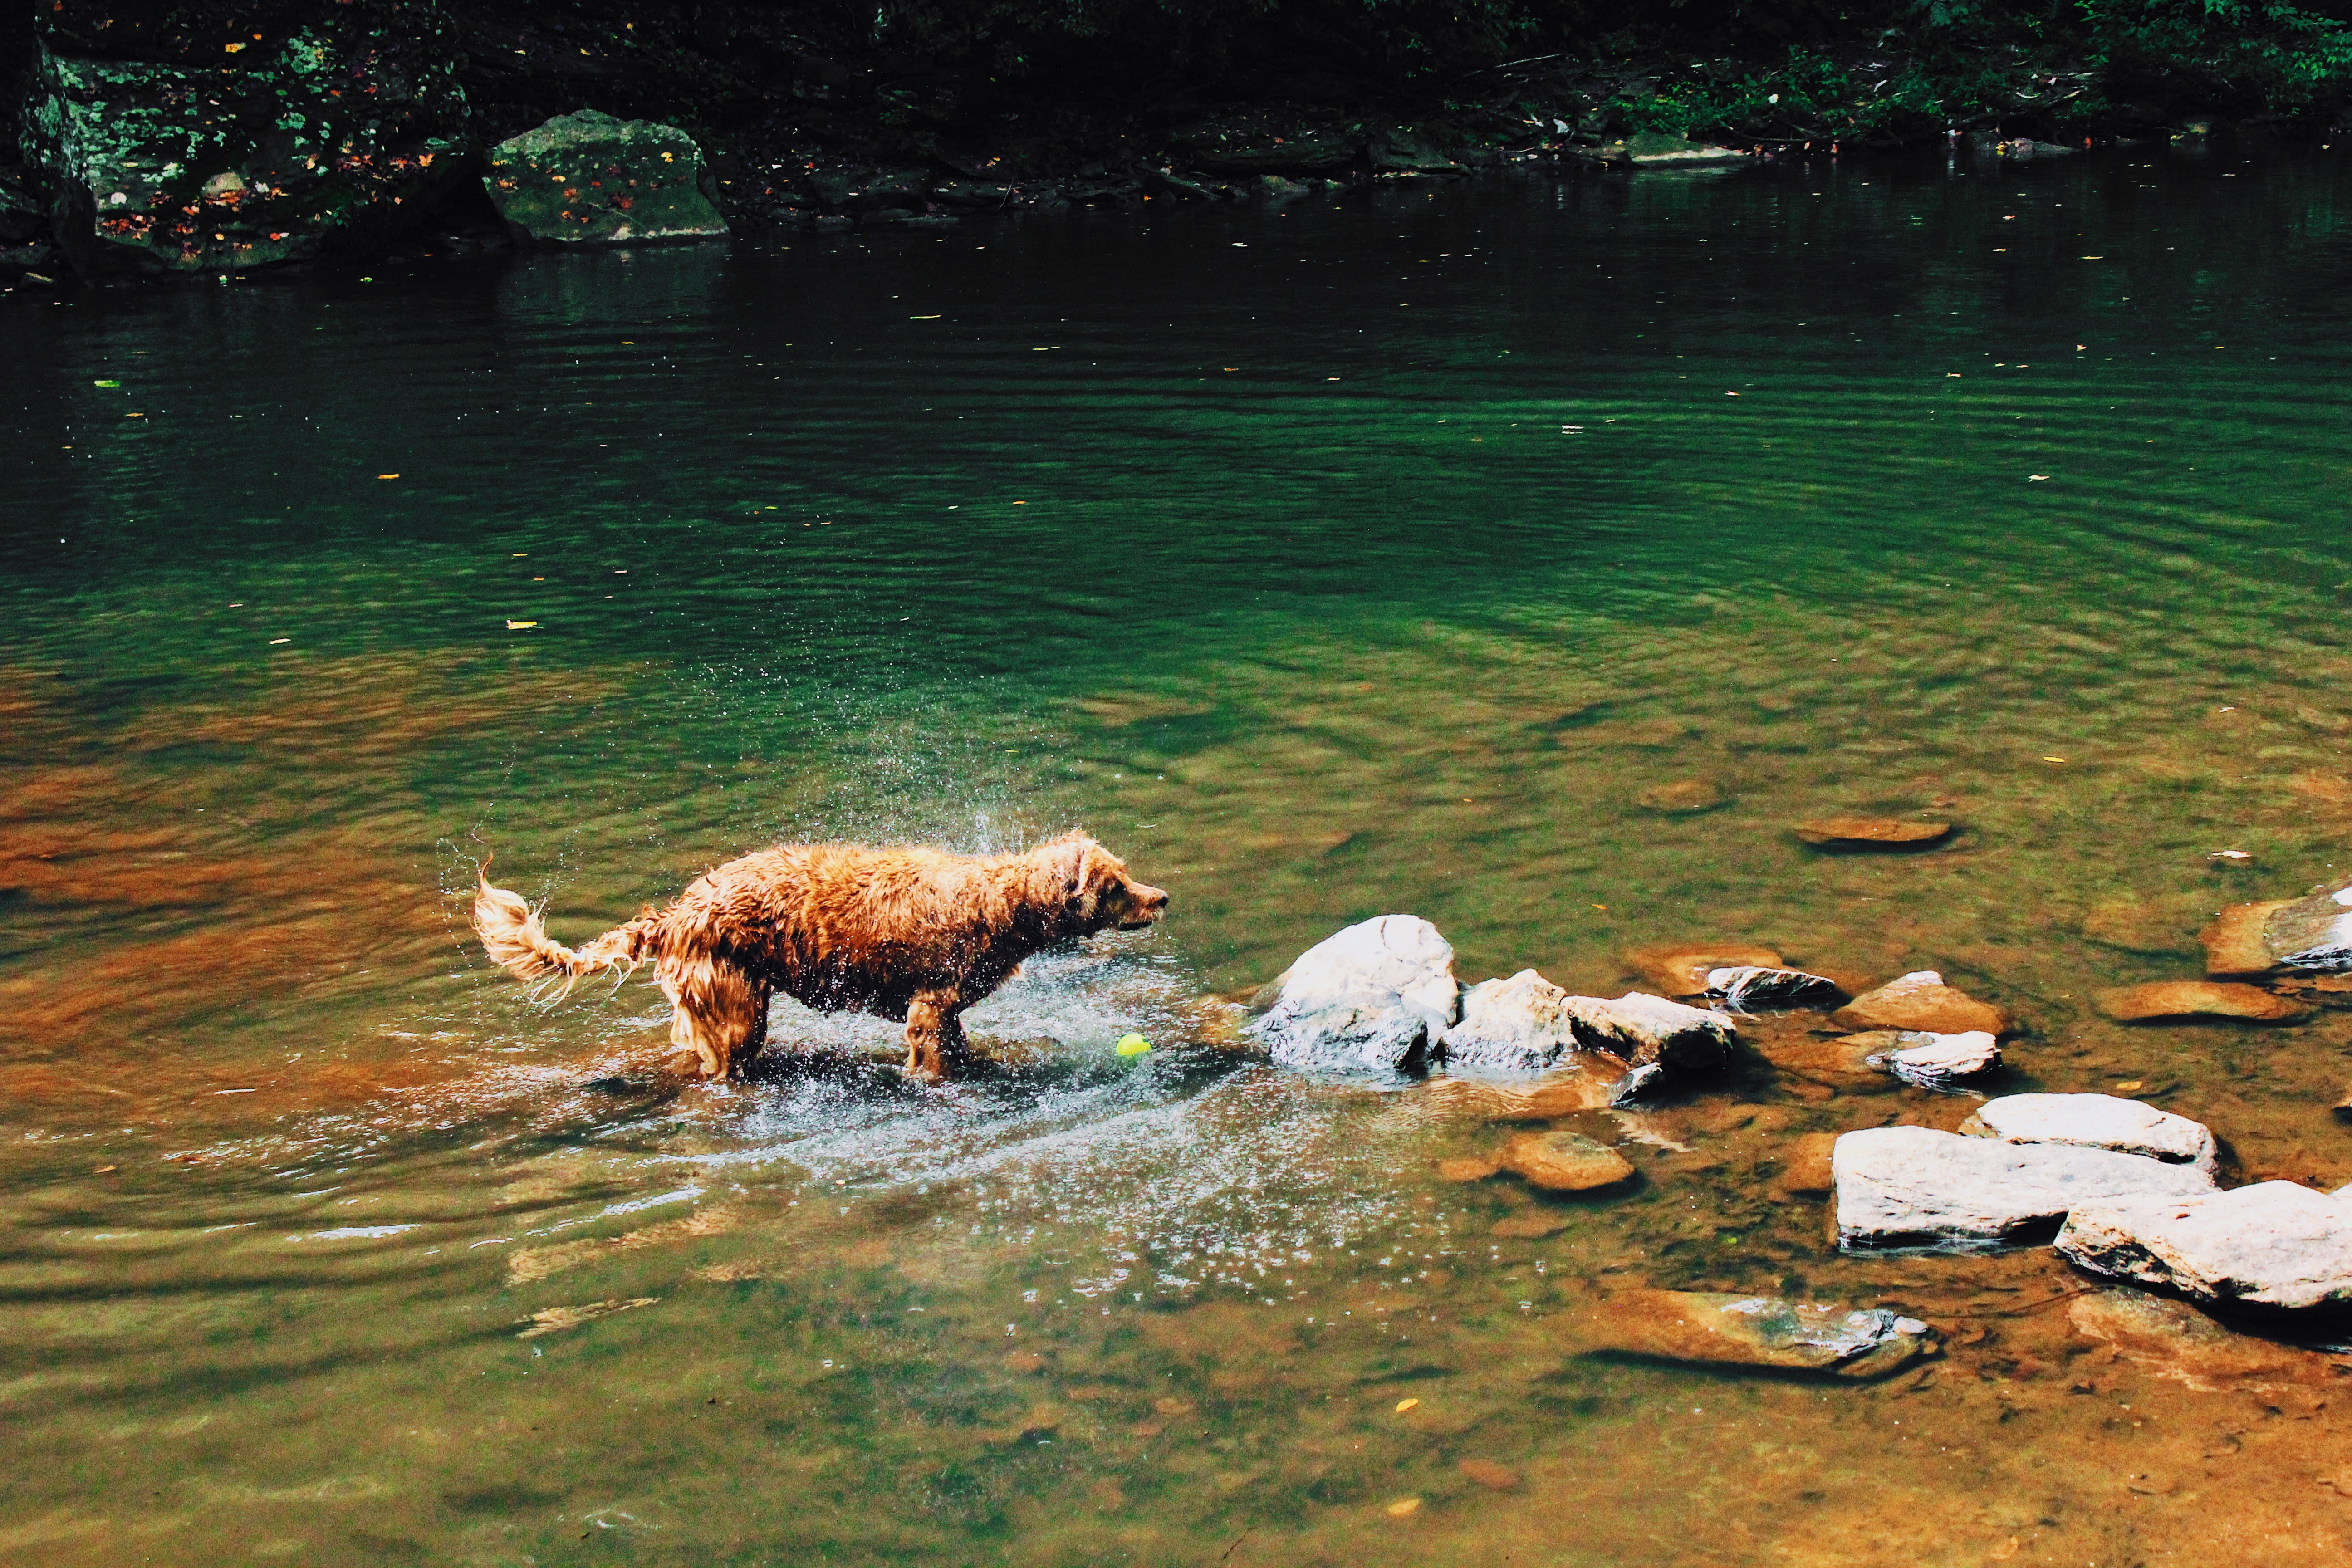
7, 143, 2352, 1564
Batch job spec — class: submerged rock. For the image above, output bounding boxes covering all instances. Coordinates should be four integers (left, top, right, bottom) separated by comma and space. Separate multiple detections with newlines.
1795, 817, 1953, 850
1835, 971, 2009, 1035
1833, 1125, 2215, 1250
2094, 980, 2310, 1023
1423, 1068, 1617, 1120
1856, 1029, 2001, 1089
1499, 1131, 1636, 1192
23, 2, 470, 274
485, 111, 726, 245
1630, 943, 1785, 998
1961, 1093, 2218, 1175
1570, 1290, 1930, 1378
2056, 1181, 2352, 1310
1636, 778, 1728, 814
2202, 883, 2352, 976
1605, 133, 1754, 167
1250, 916, 1459, 1073
1706, 965, 1842, 1010
2069, 1289, 2352, 1392
1775, 1132, 1838, 1198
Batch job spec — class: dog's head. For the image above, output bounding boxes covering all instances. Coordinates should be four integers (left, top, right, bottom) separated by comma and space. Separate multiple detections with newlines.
1036, 832, 1169, 935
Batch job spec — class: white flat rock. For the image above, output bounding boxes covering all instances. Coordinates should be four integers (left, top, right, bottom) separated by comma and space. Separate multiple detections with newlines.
1865, 1029, 2000, 1089
1833, 1125, 2215, 1251
1443, 969, 1581, 1070
2056, 1181, 2352, 1310
1963, 1093, 2217, 1175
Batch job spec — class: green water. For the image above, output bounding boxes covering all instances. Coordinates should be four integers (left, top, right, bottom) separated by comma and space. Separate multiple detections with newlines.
7, 143, 2352, 1566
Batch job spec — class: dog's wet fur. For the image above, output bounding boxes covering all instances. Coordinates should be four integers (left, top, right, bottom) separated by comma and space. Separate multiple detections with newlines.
472, 833, 1169, 1081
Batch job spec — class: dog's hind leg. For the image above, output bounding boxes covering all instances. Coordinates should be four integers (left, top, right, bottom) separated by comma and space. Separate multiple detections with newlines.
659, 957, 771, 1078
904, 989, 970, 1083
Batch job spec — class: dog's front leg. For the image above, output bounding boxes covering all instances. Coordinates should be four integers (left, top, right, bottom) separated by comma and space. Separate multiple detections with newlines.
904, 990, 968, 1083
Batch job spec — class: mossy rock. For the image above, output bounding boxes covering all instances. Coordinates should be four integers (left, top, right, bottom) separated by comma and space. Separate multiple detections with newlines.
22, 0, 470, 275
484, 111, 726, 245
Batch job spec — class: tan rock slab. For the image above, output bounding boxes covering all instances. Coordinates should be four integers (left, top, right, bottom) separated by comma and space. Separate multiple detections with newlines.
1456, 1457, 1523, 1491
1500, 1131, 1636, 1192
1490, 1211, 1571, 1240
2069, 1289, 2352, 1392
1424, 1069, 1618, 1120
1628, 942, 1785, 997
2094, 980, 2312, 1024
1565, 1289, 1931, 1379
1777, 1132, 1838, 1198
1436, 1155, 1503, 1183
2201, 900, 2290, 977
1795, 817, 1953, 850
1834, 970, 2009, 1035
1636, 778, 1727, 814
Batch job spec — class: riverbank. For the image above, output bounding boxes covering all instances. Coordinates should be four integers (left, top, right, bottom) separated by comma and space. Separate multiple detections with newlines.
5, 0, 2349, 287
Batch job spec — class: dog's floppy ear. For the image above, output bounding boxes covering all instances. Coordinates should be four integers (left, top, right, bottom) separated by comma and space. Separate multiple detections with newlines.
1043, 833, 1098, 918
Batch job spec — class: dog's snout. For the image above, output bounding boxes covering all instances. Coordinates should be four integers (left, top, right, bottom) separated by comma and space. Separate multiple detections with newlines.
1121, 881, 1170, 927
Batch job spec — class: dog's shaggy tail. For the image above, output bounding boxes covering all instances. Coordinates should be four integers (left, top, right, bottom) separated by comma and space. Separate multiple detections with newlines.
473, 860, 656, 997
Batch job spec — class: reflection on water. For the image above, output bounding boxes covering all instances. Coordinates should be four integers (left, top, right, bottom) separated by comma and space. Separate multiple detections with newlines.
7, 142, 2352, 1564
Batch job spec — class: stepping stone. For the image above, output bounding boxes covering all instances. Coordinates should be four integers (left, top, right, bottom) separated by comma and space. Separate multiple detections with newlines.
2057, 1181, 2352, 1310
1500, 1131, 1636, 1192
1705, 965, 1842, 1009
1835, 970, 2009, 1035
1961, 1093, 2217, 1175
1857, 1029, 2001, 1088
1833, 1125, 2215, 1250
1566, 1290, 1930, 1378
1251, 915, 1459, 1073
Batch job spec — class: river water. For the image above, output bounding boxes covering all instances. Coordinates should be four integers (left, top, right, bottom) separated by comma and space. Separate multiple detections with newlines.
6, 140, 2352, 1565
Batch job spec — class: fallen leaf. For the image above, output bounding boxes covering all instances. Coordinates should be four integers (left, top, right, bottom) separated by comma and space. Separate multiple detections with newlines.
377, 473, 400, 480
506, 620, 538, 630
1384, 1497, 1422, 1518
2114, 1079, 2144, 1091
1394, 1397, 1420, 1413
517, 1297, 658, 1338
93, 378, 119, 387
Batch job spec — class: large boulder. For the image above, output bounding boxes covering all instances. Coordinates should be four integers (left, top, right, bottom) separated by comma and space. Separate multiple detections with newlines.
2055, 1182, 2352, 1310
1556, 991, 1735, 1070
1567, 1291, 1929, 1379
1833, 1125, 2215, 1251
1961, 1093, 2218, 1175
1250, 915, 1459, 1073
21, 0, 470, 275
484, 111, 726, 244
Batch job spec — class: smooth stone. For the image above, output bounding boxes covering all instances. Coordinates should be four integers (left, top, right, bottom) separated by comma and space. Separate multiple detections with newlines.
1490, 1210, 1571, 1240
1628, 942, 1786, 997
2056, 1181, 2352, 1310
2201, 900, 2290, 976
1794, 817, 1954, 850
1834, 970, 2009, 1035
1441, 971, 1731, 1072
1636, 778, 1728, 813
1455, 1457, 1523, 1490
1706, 965, 1842, 1009
485, 110, 727, 244
1500, 1131, 1636, 1192
1250, 915, 1460, 1074
1860, 1029, 2001, 1088
1833, 1126, 2215, 1250
2068, 1289, 2350, 1391
1441, 970, 1585, 1070
1436, 1155, 1502, 1183
1569, 1290, 1930, 1378
2094, 980, 2311, 1024
1776, 1131, 1838, 1198
1423, 1069, 1617, 1120
1558, 991, 1736, 1070
1961, 1093, 2218, 1175
1618, 133, 1753, 166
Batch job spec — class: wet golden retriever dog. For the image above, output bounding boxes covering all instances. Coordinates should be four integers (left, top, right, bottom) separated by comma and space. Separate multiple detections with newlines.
472, 833, 1168, 1081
